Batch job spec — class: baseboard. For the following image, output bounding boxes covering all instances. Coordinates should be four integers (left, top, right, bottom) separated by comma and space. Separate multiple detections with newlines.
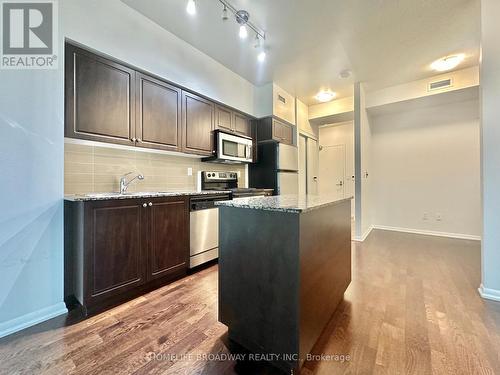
478, 284, 500, 302
353, 226, 373, 242
372, 225, 481, 241
0, 302, 68, 339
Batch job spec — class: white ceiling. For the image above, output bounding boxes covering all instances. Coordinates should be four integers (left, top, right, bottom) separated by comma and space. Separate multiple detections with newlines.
121, 0, 480, 105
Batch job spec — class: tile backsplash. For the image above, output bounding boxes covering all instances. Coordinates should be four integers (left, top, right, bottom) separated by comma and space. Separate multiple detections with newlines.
64, 142, 246, 195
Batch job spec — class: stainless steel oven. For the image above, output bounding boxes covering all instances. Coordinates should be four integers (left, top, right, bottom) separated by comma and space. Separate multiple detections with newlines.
203, 130, 253, 164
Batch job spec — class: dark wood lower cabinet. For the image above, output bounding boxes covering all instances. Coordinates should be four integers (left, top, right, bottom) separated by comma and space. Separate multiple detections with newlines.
147, 198, 189, 280
64, 196, 189, 315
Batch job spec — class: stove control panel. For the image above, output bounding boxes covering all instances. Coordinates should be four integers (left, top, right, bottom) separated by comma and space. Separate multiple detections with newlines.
203, 171, 238, 181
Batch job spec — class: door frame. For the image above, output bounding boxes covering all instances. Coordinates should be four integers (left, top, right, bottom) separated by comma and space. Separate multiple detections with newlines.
299, 131, 319, 195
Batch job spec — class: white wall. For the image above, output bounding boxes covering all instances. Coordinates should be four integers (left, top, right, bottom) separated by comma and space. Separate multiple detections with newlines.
371, 99, 481, 238
0, 0, 258, 338
479, 0, 500, 300
366, 66, 479, 109
360, 85, 374, 239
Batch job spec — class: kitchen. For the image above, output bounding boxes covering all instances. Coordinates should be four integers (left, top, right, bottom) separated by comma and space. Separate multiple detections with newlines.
1, 0, 500, 374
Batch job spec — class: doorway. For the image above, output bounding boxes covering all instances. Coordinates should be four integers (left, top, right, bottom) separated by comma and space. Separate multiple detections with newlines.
298, 134, 319, 195
318, 121, 355, 215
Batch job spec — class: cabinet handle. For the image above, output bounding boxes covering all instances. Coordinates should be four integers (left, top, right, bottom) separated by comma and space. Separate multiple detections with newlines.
148, 202, 152, 207
137, 138, 142, 143
131, 137, 136, 142
142, 203, 147, 208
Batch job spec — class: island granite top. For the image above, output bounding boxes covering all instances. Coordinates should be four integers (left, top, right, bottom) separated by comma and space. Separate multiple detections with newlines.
215, 194, 352, 213
64, 190, 231, 202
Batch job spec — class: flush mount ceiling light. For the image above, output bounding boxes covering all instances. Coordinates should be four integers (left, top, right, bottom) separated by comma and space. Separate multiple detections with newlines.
315, 90, 336, 103
186, 0, 196, 15
431, 54, 465, 72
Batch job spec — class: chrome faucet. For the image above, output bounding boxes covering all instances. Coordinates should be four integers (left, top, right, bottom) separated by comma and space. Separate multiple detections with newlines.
119, 172, 144, 194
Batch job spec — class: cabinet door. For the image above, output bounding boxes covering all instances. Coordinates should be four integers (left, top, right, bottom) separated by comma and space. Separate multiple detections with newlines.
136, 73, 181, 151
146, 197, 189, 280
86, 200, 146, 305
234, 112, 252, 137
273, 119, 293, 145
181, 91, 215, 155
215, 105, 233, 132
65, 44, 136, 145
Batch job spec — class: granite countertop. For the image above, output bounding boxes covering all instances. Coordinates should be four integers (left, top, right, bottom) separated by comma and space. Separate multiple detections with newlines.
64, 190, 231, 202
215, 194, 353, 213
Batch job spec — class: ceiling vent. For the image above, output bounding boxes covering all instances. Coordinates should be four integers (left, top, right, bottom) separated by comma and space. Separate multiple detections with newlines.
428, 78, 453, 91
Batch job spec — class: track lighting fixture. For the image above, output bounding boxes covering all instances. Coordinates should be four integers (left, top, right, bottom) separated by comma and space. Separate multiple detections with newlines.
222, 5, 228, 21
254, 34, 261, 48
186, 0, 268, 63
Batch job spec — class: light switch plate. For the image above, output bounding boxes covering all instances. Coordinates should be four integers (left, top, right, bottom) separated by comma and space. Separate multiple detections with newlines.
187, 168, 193, 176
237, 171, 241, 178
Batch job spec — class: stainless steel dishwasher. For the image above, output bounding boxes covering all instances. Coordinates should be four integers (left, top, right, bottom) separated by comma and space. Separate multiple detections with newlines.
189, 194, 231, 268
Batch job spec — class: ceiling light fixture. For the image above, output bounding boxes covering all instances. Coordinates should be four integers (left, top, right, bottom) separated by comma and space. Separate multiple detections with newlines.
216, 0, 268, 63
315, 90, 336, 103
431, 54, 465, 72
257, 50, 266, 63
186, 0, 196, 15
239, 25, 248, 39
221, 5, 228, 20
236, 10, 249, 39
339, 69, 352, 79
254, 34, 261, 48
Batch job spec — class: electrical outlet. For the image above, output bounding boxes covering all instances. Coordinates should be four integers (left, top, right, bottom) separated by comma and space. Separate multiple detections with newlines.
436, 213, 442, 221
187, 168, 192, 176
423, 212, 429, 221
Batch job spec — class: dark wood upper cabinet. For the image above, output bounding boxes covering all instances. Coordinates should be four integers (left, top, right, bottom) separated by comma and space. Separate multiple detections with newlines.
86, 200, 146, 306
234, 112, 252, 137
273, 119, 294, 145
65, 42, 255, 155
181, 91, 214, 156
215, 105, 233, 132
65, 44, 136, 145
255, 117, 295, 146
136, 73, 181, 151
146, 197, 189, 280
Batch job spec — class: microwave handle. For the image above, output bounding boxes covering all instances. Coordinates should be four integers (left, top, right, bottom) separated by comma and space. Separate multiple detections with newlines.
245, 145, 252, 159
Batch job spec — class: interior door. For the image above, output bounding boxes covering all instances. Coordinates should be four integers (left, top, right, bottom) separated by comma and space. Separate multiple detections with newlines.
307, 138, 319, 195
319, 144, 345, 199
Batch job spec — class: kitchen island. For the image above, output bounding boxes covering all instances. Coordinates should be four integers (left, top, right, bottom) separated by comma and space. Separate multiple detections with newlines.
216, 195, 352, 373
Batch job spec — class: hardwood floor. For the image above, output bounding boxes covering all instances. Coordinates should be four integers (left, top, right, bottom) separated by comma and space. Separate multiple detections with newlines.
1, 229, 500, 374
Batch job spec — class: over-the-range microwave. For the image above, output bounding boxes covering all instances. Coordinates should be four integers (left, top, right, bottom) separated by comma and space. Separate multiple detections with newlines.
203, 130, 253, 164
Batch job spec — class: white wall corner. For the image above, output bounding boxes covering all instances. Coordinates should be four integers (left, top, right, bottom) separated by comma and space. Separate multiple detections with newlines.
0, 302, 67, 339
353, 225, 373, 242
478, 284, 500, 303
